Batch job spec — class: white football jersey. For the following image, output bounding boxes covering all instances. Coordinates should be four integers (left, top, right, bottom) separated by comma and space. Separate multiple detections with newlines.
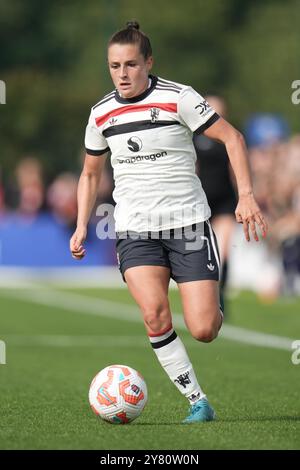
85, 75, 219, 232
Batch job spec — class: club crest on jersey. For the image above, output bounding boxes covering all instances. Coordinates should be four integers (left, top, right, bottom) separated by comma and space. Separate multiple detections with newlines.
150, 107, 160, 123
127, 136, 143, 152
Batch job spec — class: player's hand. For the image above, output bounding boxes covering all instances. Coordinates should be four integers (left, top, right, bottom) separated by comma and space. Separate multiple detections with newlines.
235, 193, 268, 242
70, 226, 87, 260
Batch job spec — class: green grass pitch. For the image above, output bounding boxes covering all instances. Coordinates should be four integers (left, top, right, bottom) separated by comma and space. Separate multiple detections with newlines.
0, 286, 299, 450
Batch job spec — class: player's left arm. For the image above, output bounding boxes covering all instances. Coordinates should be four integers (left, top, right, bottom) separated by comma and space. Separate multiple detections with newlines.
203, 117, 268, 241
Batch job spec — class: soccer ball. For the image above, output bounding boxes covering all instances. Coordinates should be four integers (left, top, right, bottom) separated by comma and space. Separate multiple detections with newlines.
88, 364, 148, 424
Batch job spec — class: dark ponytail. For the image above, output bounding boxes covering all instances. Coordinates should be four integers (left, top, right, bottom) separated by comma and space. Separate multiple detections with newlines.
126, 20, 140, 30
108, 21, 152, 60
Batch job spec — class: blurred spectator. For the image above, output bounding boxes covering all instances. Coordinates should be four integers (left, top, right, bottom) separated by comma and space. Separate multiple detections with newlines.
248, 135, 300, 296
245, 113, 290, 148
47, 172, 78, 229
12, 157, 46, 218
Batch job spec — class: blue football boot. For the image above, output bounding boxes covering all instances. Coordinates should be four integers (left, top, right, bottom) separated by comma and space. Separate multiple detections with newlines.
182, 398, 216, 424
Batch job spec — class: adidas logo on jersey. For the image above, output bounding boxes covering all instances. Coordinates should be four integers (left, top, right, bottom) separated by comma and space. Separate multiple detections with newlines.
207, 263, 215, 271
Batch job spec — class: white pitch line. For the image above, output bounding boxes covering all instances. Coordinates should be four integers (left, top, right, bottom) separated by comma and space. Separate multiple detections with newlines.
219, 324, 294, 351
1, 334, 148, 348
0, 287, 296, 351
1, 334, 206, 348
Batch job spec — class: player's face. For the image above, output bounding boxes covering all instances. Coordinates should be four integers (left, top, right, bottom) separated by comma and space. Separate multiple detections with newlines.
108, 43, 153, 98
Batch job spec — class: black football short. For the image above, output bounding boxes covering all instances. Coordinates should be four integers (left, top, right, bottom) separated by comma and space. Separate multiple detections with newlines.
116, 220, 220, 283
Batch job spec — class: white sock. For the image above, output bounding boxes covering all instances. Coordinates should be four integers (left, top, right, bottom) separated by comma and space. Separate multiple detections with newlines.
148, 325, 206, 404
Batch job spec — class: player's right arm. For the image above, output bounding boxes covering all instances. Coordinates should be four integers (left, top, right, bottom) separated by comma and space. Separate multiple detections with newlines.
70, 152, 108, 260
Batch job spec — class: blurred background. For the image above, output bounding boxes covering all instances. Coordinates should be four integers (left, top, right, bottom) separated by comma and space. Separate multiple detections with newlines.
0, 0, 300, 298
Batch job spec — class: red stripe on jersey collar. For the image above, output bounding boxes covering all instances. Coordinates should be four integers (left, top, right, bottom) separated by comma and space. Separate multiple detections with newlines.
95, 103, 177, 127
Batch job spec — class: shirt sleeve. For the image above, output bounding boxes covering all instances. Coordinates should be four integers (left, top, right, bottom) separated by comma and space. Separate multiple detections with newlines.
178, 87, 220, 134
84, 110, 109, 156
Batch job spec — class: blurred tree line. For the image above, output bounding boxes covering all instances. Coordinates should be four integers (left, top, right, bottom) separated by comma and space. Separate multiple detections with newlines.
0, 0, 299, 182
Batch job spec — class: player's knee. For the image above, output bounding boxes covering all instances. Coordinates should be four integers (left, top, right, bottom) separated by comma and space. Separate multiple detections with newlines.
191, 324, 218, 343
142, 304, 170, 333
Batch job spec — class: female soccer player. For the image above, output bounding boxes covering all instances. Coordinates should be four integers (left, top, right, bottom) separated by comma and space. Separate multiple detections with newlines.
70, 21, 267, 423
